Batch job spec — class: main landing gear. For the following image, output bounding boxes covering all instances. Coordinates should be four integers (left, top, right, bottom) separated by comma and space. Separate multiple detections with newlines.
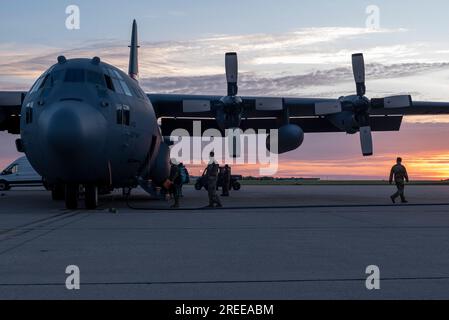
84, 185, 98, 209
51, 184, 99, 210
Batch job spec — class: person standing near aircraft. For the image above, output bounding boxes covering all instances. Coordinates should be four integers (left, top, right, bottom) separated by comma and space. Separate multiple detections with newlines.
178, 162, 189, 198
169, 159, 182, 208
221, 164, 231, 197
205, 152, 222, 208
389, 157, 409, 204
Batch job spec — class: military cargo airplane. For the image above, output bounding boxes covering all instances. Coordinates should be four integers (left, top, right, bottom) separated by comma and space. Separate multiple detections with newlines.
2, 20, 449, 209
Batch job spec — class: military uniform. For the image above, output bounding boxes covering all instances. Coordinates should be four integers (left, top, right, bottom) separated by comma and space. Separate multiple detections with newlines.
206, 162, 222, 207
389, 163, 409, 203
169, 163, 182, 208
221, 165, 231, 196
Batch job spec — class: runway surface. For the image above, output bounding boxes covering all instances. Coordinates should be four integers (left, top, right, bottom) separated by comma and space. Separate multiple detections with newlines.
0, 184, 449, 299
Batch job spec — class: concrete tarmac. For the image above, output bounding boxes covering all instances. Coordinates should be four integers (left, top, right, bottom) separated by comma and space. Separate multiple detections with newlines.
0, 184, 449, 299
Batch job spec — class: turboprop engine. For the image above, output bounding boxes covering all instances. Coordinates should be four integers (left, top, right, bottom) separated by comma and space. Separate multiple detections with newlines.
266, 124, 304, 154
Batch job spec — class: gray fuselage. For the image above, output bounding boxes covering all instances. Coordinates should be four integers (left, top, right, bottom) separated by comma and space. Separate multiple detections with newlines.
20, 58, 163, 188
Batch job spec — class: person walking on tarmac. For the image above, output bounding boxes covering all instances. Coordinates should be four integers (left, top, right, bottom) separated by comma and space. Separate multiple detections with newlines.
205, 152, 222, 208
168, 158, 182, 208
389, 157, 409, 204
221, 164, 231, 196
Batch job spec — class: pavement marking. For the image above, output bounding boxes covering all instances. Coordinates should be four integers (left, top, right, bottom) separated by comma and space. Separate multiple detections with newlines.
1, 275, 449, 287
0, 211, 92, 255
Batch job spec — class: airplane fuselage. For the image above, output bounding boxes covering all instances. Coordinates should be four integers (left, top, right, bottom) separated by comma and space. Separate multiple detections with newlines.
20, 58, 164, 190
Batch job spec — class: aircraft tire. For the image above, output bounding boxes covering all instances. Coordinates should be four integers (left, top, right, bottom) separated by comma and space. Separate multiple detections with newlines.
0, 180, 10, 191
51, 184, 65, 200
85, 185, 98, 209
65, 184, 79, 210
232, 182, 241, 191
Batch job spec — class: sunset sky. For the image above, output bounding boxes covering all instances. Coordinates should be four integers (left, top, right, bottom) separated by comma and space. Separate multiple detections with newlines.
2, 0, 449, 179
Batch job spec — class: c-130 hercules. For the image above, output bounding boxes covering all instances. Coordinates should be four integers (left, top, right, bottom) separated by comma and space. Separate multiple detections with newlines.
1, 20, 449, 209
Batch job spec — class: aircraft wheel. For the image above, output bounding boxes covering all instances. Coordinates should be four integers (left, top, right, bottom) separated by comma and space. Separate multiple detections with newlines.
232, 182, 241, 191
51, 184, 65, 200
65, 184, 79, 210
85, 185, 98, 209
0, 180, 10, 191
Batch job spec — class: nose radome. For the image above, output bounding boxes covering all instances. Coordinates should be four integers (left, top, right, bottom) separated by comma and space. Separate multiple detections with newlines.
42, 101, 107, 157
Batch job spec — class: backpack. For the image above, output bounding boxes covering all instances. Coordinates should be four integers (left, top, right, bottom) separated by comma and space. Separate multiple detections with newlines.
180, 166, 189, 184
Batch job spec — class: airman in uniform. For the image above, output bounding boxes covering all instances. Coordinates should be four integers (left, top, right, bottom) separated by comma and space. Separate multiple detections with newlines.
221, 164, 231, 196
206, 152, 222, 208
168, 158, 182, 208
389, 157, 409, 204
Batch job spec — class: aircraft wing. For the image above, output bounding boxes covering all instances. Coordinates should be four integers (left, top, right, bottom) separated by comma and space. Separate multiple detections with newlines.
0, 91, 26, 134
148, 94, 449, 136
370, 101, 449, 116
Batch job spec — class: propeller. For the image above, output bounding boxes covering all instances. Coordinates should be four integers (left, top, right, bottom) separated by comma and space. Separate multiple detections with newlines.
351, 53, 373, 156
348, 53, 412, 156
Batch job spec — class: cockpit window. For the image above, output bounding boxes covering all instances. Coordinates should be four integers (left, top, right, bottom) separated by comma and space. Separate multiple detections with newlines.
86, 70, 106, 87
51, 69, 65, 85
30, 76, 44, 93
112, 78, 124, 94
102, 68, 133, 97
104, 74, 114, 91
39, 74, 51, 90
64, 69, 85, 82
112, 69, 123, 80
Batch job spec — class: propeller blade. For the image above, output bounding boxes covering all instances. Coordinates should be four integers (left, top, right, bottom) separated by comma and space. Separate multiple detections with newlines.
359, 126, 373, 156
314, 100, 342, 115
225, 52, 238, 96
227, 128, 241, 158
182, 100, 211, 113
255, 98, 283, 111
352, 53, 366, 96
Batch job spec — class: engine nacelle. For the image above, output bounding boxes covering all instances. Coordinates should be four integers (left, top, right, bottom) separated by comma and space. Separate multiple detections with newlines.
149, 142, 171, 185
266, 124, 304, 154
328, 111, 359, 134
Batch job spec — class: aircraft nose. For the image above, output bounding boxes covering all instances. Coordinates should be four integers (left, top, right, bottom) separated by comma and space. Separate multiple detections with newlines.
41, 101, 107, 157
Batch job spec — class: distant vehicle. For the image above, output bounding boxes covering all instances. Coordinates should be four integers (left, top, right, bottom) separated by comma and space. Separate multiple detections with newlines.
0, 157, 43, 191
195, 167, 242, 191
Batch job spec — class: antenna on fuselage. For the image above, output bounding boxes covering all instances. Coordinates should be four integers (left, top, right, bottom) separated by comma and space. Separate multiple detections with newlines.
128, 19, 140, 80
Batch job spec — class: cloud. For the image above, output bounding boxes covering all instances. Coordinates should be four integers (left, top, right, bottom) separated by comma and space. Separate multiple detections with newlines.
2, 26, 449, 179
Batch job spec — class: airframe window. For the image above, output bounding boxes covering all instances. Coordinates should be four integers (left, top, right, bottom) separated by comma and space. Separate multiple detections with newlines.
104, 74, 114, 91
39, 74, 50, 90
30, 77, 44, 93
64, 69, 85, 82
120, 80, 132, 96
122, 105, 130, 125
51, 70, 65, 85
116, 104, 130, 126
112, 70, 124, 80
87, 70, 106, 87
112, 78, 124, 94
